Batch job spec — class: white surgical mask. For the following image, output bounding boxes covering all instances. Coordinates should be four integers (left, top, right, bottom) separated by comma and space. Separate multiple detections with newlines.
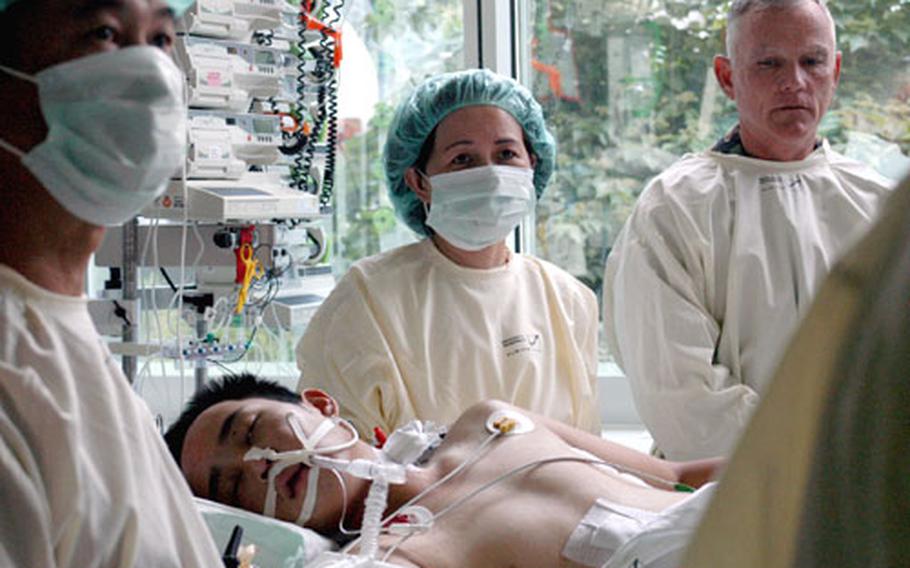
0, 46, 186, 226
424, 165, 536, 251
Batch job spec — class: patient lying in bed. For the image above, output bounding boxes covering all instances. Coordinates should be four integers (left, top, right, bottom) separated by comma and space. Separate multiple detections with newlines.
165, 374, 722, 568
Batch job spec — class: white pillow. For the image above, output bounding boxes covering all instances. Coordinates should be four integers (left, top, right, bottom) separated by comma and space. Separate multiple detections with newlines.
195, 497, 336, 567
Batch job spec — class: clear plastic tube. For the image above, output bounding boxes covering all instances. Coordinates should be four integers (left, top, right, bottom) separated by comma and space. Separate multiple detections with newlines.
359, 477, 389, 560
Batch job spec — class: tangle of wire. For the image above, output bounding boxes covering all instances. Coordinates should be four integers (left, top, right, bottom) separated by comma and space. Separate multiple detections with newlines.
204, 245, 292, 372
340, 431, 503, 555
292, 0, 343, 205
379, 453, 697, 561
317, 0, 343, 209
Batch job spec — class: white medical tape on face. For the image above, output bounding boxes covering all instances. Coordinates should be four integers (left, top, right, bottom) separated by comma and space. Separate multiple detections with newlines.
243, 413, 358, 524
294, 418, 336, 525
263, 461, 294, 517
297, 466, 322, 525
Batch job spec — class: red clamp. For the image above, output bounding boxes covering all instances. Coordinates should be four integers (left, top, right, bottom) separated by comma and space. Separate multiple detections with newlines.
234, 226, 256, 284
301, 1, 344, 68
373, 426, 387, 449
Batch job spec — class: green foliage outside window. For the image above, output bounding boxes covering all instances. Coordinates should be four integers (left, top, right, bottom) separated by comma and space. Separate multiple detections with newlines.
332, 0, 463, 273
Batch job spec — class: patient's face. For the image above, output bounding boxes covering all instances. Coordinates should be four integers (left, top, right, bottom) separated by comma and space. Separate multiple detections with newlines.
180, 397, 364, 532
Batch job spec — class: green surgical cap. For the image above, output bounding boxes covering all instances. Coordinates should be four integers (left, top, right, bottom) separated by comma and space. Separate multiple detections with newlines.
383, 68, 556, 237
0, 0, 196, 14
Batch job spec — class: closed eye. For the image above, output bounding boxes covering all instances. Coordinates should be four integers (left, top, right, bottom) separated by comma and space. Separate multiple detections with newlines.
246, 414, 260, 446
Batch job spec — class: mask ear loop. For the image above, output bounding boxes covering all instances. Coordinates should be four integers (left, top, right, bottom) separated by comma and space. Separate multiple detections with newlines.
416, 170, 433, 218
0, 137, 25, 159
0, 63, 37, 84
0, 65, 36, 160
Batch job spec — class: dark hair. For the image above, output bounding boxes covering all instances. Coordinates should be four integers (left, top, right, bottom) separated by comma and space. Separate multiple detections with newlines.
163, 373, 301, 467
413, 126, 439, 175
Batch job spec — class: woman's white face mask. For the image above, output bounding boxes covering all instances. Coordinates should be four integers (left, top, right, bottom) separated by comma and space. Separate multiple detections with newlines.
423, 165, 536, 251
0, 46, 186, 227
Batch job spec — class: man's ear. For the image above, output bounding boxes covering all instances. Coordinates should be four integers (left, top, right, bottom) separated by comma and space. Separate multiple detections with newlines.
833, 50, 842, 88
404, 167, 431, 205
302, 388, 339, 417
714, 55, 735, 100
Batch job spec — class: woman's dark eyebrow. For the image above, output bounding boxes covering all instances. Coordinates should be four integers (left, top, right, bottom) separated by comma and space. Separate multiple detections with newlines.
442, 136, 520, 153
442, 139, 472, 152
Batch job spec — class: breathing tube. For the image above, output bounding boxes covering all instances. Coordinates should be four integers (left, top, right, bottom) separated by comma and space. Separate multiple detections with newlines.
243, 413, 446, 563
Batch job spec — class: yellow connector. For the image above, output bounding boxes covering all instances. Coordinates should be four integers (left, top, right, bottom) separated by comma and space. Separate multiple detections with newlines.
493, 417, 517, 434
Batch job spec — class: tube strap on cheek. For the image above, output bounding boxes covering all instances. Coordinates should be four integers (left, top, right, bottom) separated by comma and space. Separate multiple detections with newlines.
251, 417, 344, 519
244, 415, 359, 523
297, 466, 322, 525
263, 461, 294, 518
300, 418, 336, 451
291, 418, 339, 524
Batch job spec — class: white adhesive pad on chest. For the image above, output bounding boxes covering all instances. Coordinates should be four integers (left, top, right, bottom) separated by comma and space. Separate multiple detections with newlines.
485, 409, 535, 435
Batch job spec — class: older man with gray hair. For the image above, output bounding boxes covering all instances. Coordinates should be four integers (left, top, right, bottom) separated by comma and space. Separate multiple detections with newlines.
603, 0, 893, 461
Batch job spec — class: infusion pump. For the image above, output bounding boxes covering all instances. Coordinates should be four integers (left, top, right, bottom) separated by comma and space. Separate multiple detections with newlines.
179, 0, 285, 40
175, 35, 290, 110
185, 110, 283, 179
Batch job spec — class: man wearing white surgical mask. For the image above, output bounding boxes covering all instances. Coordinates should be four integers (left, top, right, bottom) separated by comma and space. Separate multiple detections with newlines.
0, 1, 222, 566
603, 0, 894, 461
297, 69, 600, 438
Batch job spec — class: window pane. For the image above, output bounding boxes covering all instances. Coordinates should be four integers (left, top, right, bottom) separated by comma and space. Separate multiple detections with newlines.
526, 1, 910, 361
332, 0, 464, 275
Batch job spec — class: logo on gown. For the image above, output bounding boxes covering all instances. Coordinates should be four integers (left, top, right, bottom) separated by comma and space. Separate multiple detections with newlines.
502, 333, 543, 357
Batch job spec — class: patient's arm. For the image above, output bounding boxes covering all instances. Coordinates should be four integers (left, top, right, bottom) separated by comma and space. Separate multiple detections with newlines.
671, 457, 724, 489
525, 406, 723, 489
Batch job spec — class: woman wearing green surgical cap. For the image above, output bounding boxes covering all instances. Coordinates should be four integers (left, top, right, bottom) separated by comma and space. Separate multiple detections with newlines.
297, 69, 601, 439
